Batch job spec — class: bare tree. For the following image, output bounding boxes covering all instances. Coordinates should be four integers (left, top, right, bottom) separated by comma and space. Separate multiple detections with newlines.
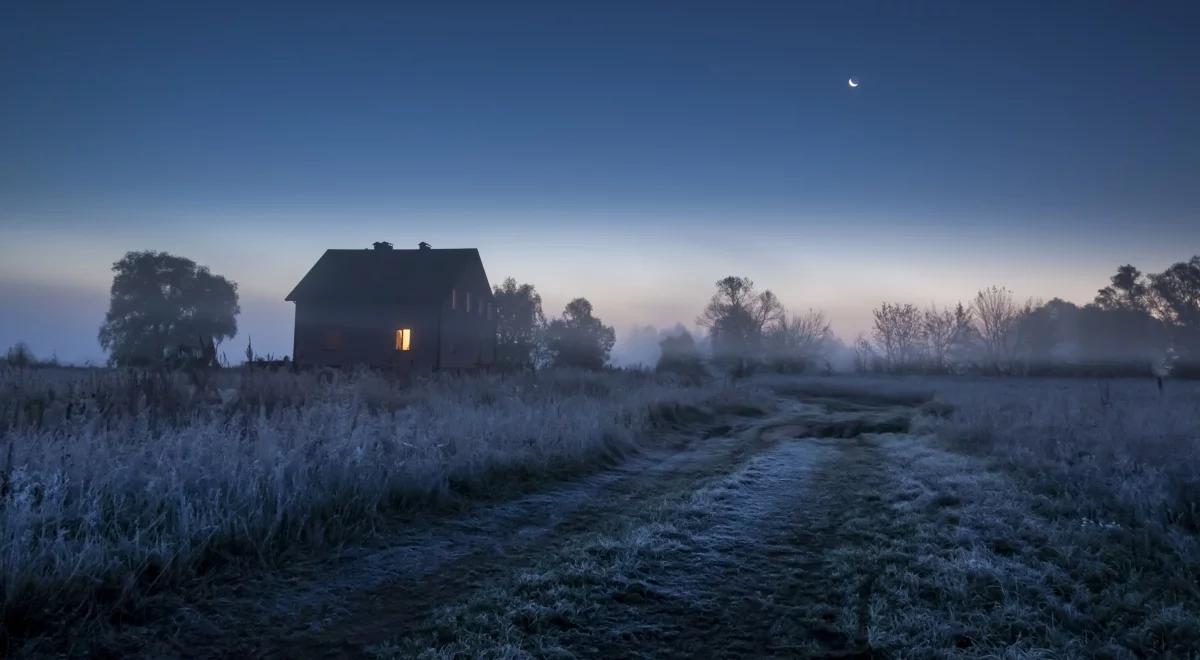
972, 286, 1023, 374
871, 302, 923, 372
752, 290, 787, 337
853, 334, 881, 372
921, 305, 957, 373
764, 308, 833, 371
697, 276, 783, 361
946, 302, 980, 369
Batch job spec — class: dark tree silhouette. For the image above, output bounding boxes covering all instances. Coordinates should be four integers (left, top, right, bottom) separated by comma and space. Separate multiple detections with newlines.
3, 342, 35, 367
1095, 264, 1152, 312
920, 305, 958, 373
973, 286, 1026, 374
696, 276, 783, 360
947, 302, 981, 368
492, 277, 546, 369
545, 298, 615, 370
1014, 298, 1167, 376
656, 329, 706, 380
870, 302, 923, 372
1150, 256, 1200, 371
764, 309, 833, 372
98, 251, 240, 367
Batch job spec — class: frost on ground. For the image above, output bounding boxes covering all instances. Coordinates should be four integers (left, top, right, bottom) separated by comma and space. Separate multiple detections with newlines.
4, 370, 1200, 657
850, 436, 1200, 658
357, 381, 1200, 659
0, 367, 743, 654
365, 435, 852, 659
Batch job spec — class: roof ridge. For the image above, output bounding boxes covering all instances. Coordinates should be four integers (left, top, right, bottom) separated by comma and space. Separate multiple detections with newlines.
284, 247, 487, 302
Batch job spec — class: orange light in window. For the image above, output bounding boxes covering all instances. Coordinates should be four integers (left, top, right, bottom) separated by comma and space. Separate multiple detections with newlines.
395, 328, 412, 351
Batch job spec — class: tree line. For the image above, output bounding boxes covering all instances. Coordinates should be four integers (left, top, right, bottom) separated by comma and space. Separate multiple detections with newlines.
855, 257, 1200, 377
497, 275, 836, 377
8, 249, 1196, 378
491, 277, 616, 370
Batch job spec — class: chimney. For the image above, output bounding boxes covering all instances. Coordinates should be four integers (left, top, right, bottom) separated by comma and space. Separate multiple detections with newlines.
372, 241, 393, 251
418, 241, 432, 250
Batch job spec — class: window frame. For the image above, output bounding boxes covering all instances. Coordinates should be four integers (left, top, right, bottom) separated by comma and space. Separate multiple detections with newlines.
395, 328, 412, 352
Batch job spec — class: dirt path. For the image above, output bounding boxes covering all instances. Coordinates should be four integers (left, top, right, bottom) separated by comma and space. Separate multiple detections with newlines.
73, 380, 1200, 659
110, 388, 1063, 658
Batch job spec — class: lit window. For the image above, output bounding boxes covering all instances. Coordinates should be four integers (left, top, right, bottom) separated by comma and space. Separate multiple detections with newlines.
395, 328, 412, 351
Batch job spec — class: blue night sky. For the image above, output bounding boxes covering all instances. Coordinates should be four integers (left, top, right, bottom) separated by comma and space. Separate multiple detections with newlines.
2, 1, 1198, 363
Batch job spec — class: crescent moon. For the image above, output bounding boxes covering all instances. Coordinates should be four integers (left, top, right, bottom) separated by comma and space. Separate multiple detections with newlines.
848, 78, 859, 88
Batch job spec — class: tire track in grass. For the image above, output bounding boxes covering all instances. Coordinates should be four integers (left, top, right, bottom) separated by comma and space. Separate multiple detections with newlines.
104, 406, 786, 658
110, 394, 1075, 659
257, 389, 1200, 658
367, 429, 913, 658
275, 414, 831, 658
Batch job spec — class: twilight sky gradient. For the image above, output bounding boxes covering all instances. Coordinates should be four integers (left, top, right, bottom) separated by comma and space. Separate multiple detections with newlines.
2, 1, 1198, 363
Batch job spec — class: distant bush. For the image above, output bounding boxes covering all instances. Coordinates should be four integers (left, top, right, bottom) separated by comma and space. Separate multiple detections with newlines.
1, 343, 57, 369
545, 298, 615, 370
3, 342, 34, 367
655, 331, 707, 382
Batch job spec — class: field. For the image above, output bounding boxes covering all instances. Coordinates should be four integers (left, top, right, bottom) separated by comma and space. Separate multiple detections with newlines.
2, 367, 1199, 657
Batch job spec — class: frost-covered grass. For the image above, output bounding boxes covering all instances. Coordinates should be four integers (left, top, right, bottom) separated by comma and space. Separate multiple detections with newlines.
925, 377, 1200, 533
859, 435, 1200, 658
0, 366, 726, 646
758, 373, 1200, 535
752, 374, 1200, 655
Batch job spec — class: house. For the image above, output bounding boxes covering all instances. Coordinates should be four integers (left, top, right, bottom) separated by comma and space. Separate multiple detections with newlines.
285, 242, 497, 370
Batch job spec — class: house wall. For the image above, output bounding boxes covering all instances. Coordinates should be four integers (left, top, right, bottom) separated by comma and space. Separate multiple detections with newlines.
293, 296, 496, 370
294, 302, 441, 370
438, 301, 497, 369
438, 271, 498, 370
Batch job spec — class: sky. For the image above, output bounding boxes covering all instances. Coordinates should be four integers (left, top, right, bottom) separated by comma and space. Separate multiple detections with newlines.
2, 1, 1198, 363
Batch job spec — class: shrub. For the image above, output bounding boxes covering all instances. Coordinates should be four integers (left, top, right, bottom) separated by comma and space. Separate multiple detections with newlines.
3, 343, 34, 368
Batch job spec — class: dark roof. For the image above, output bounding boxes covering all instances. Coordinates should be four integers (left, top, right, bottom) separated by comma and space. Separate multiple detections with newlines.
285, 248, 487, 303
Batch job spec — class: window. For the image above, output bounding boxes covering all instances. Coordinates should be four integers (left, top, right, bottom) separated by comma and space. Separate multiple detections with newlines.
395, 328, 412, 351
465, 291, 472, 313
451, 289, 458, 309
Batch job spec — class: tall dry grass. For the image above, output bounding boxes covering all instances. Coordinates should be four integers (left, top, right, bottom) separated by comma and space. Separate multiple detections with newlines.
0, 366, 726, 643
928, 377, 1200, 533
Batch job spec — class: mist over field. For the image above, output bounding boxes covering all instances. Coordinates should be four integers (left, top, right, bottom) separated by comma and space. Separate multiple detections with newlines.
4, 1, 1200, 657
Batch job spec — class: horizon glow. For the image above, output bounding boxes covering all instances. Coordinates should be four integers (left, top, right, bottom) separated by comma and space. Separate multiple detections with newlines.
2, 2, 1198, 363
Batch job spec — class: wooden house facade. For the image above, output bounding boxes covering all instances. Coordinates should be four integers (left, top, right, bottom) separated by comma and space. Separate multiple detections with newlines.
285, 242, 497, 370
